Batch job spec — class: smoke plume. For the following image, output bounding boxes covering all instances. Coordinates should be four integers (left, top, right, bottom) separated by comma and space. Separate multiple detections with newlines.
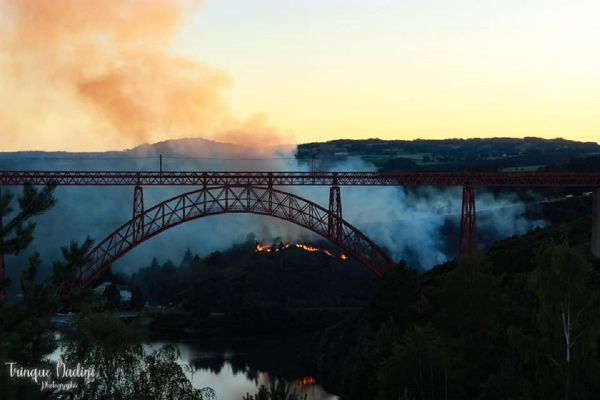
0, 0, 290, 151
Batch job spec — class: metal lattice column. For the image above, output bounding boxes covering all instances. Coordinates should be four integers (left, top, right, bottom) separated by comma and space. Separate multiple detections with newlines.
132, 185, 144, 243
328, 184, 342, 242
459, 184, 478, 254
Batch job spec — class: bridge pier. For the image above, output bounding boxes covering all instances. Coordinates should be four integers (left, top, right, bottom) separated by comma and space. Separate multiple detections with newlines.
459, 184, 478, 254
132, 185, 144, 242
592, 188, 600, 258
328, 183, 343, 242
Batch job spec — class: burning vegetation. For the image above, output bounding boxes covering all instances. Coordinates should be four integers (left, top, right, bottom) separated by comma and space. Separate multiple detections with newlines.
254, 242, 348, 261
295, 376, 317, 386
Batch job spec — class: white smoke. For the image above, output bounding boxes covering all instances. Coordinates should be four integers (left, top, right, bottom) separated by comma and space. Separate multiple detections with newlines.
287, 156, 546, 268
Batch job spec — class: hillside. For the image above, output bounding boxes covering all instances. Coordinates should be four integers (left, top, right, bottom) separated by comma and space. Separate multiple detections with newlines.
113, 235, 376, 338
297, 137, 600, 171
309, 214, 600, 399
2, 136, 599, 172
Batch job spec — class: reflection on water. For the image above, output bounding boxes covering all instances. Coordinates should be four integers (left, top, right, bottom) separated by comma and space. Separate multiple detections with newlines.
47, 335, 337, 399
146, 340, 338, 400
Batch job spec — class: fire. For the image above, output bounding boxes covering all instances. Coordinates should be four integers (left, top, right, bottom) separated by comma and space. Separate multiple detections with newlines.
295, 376, 317, 385
255, 242, 348, 260
295, 243, 320, 252
255, 244, 272, 252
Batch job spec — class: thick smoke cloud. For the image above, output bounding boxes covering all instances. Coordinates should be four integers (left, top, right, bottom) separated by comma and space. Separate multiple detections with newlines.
289, 157, 546, 268
341, 184, 546, 267
0, 0, 290, 151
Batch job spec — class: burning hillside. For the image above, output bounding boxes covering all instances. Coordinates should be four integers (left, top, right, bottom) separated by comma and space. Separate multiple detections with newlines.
254, 242, 348, 261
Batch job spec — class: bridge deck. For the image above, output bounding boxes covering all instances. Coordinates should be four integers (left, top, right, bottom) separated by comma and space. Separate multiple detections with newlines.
1, 170, 600, 187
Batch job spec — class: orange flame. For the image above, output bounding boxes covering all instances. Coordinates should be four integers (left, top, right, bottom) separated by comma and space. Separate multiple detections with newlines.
295, 376, 317, 385
255, 241, 348, 260
255, 244, 272, 253
295, 243, 320, 252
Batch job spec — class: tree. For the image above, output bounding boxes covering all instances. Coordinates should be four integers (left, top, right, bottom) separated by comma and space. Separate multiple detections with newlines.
1, 183, 57, 298
149, 257, 160, 270
180, 247, 194, 268
433, 252, 503, 398
103, 283, 120, 309
340, 321, 400, 400
436, 252, 502, 347
527, 242, 600, 399
205, 250, 222, 266
190, 254, 203, 281
366, 262, 421, 327
377, 324, 459, 400
131, 286, 145, 309
242, 379, 306, 400
59, 312, 214, 400
243, 386, 270, 400
0, 183, 96, 399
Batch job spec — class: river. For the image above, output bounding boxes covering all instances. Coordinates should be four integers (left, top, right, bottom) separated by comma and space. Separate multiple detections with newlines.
147, 336, 338, 400
48, 335, 338, 400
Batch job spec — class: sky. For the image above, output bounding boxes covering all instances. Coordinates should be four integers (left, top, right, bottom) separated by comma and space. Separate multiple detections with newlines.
1, 0, 599, 151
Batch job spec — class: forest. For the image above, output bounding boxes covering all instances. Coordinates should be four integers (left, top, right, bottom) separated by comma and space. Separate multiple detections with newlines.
310, 214, 600, 399
296, 137, 600, 172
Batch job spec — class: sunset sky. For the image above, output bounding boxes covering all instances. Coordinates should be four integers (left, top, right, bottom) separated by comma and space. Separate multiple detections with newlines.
1, 0, 599, 151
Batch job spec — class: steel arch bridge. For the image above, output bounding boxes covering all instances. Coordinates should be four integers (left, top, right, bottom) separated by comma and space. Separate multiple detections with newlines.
2, 168, 600, 301
71, 185, 394, 290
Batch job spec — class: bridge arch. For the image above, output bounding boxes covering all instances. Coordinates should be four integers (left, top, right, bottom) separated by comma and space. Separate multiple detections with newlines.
75, 185, 394, 288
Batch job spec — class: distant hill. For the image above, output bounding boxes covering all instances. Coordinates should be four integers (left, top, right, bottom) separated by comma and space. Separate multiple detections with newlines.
128, 137, 295, 157
543, 154, 600, 172
2, 136, 598, 172
0, 137, 294, 170
129, 137, 255, 156
0, 137, 289, 160
297, 137, 600, 172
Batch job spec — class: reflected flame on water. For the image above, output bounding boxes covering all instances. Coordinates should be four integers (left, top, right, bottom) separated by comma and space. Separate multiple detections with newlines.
295, 376, 317, 385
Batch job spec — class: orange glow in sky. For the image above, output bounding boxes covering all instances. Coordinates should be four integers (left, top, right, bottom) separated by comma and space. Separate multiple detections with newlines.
1, 0, 599, 151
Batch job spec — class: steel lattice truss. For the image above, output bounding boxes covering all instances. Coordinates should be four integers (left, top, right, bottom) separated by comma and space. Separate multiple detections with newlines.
74, 185, 393, 289
2, 170, 600, 187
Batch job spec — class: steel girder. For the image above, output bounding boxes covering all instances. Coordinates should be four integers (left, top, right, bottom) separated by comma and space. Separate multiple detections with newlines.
2, 171, 600, 187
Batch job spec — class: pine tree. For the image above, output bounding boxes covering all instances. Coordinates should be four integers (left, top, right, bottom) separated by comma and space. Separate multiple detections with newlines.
1, 183, 57, 299
0, 183, 94, 398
